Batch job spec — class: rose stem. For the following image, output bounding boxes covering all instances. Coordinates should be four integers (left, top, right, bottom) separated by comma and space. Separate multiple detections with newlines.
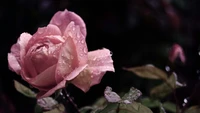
60, 88, 80, 113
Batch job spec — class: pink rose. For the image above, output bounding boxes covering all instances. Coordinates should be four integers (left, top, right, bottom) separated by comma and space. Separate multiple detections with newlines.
8, 9, 114, 98
169, 44, 186, 64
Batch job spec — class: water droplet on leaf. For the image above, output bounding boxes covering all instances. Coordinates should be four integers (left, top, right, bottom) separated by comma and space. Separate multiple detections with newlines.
165, 66, 170, 72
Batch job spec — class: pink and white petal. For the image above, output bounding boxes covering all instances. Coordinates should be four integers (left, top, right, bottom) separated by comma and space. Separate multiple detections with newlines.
17, 33, 32, 58
64, 22, 88, 65
8, 53, 21, 74
30, 65, 57, 91
87, 48, 115, 86
71, 69, 91, 92
50, 9, 86, 37
37, 65, 87, 99
55, 37, 79, 83
26, 24, 61, 50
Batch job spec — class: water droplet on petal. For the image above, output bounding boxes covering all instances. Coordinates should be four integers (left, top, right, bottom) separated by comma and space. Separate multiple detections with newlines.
76, 33, 80, 39
38, 28, 44, 34
72, 27, 75, 31
83, 47, 87, 54
91, 75, 93, 78
81, 40, 85, 44
93, 57, 97, 61
80, 53, 83, 57
68, 65, 71, 67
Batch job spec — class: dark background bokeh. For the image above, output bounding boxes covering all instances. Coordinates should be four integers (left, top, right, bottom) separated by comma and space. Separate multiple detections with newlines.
0, 0, 200, 113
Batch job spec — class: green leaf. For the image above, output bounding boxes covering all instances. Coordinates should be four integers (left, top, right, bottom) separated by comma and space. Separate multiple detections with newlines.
80, 87, 153, 113
14, 80, 36, 98
184, 106, 200, 113
159, 104, 166, 113
93, 97, 107, 108
123, 64, 168, 80
140, 97, 160, 108
119, 102, 153, 113
34, 104, 43, 113
150, 73, 183, 99
80, 106, 95, 113
97, 103, 119, 113
43, 104, 65, 113
95, 102, 153, 113
162, 101, 176, 113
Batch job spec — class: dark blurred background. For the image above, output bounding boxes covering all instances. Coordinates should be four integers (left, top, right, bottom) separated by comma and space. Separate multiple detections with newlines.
0, 0, 200, 113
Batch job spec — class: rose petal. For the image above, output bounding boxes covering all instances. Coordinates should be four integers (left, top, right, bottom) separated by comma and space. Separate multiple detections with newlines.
17, 33, 32, 58
88, 48, 114, 86
71, 69, 91, 92
8, 33, 32, 74
30, 65, 57, 91
55, 36, 79, 83
64, 21, 88, 65
27, 40, 61, 74
37, 64, 87, 99
26, 24, 61, 50
72, 48, 115, 92
50, 9, 86, 37
8, 53, 21, 74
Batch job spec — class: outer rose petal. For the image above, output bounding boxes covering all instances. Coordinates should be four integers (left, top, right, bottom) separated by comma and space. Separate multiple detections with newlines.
87, 48, 115, 86
50, 9, 86, 37
64, 21, 88, 65
72, 48, 115, 92
17, 33, 32, 58
37, 65, 87, 99
55, 36, 79, 83
8, 33, 32, 74
8, 53, 21, 74
26, 24, 61, 51
30, 65, 57, 91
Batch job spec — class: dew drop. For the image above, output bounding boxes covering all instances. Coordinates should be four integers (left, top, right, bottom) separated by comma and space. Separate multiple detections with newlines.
165, 66, 170, 72
72, 27, 75, 31
91, 75, 93, 78
68, 65, 71, 67
83, 47, 87, 53
184, 98, 188, 103
76, 33, 80, 38
81, 40, 85, 44
38, 28, 44, 34
93, 57, 97, 61
80, 53, 83, 56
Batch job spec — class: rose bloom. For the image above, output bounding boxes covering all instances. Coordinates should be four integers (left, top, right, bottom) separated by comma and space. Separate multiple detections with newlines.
8, 9, 114, 98
169, 44, 186, 64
